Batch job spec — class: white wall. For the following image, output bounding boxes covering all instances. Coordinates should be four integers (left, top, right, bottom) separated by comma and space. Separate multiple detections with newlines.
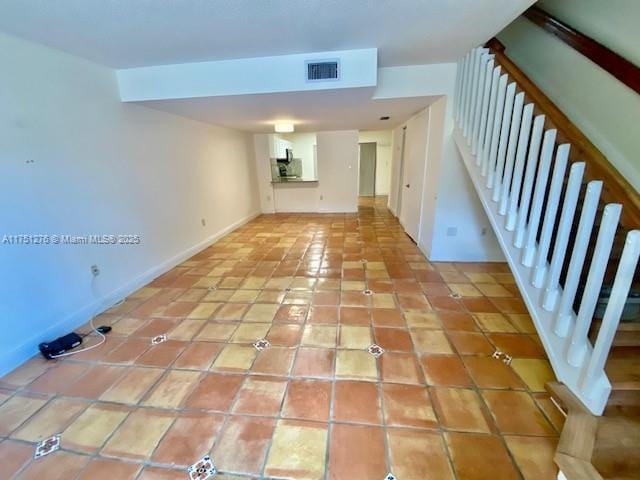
272, 183, 320, 213
0, 32, 260, 375
418, 99, 446, 256
253, 135, 276, 213
317, 130, 359, 212
117, 48, 378, 101
358, 130, 392, 195
379, 63, 503, 261
427, 100, 503, 261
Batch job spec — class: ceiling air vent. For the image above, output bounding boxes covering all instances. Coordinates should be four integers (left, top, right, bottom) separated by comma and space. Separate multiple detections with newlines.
306, 60, 340, 81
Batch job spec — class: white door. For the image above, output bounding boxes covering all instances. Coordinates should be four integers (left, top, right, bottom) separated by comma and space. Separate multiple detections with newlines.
399, 109, 429, 242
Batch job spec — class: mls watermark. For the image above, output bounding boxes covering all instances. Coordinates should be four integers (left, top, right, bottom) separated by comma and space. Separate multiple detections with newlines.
2, 234, 141, 245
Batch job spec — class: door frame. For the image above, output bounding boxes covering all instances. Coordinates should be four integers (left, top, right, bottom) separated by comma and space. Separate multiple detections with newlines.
396, 126, 407, 219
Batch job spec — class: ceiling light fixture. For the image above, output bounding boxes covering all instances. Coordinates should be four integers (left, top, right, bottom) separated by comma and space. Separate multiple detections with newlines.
274, 123, 295, 133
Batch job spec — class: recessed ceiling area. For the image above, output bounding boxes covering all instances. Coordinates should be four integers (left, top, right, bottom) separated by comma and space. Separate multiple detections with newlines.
138, 90, 439, 133
0, 0, 534, 68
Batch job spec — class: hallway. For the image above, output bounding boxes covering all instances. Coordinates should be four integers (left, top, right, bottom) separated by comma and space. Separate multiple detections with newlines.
0, 200, 560, 479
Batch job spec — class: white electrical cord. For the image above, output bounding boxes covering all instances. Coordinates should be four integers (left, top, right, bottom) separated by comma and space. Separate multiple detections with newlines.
49, 275, 126, 359
49, 315, 107, 359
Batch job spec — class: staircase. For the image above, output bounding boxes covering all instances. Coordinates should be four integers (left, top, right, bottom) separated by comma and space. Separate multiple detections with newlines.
453, 38, 640, 479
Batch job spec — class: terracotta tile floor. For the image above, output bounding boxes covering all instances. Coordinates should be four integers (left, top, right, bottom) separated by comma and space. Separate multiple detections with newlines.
0, 196, 562, 479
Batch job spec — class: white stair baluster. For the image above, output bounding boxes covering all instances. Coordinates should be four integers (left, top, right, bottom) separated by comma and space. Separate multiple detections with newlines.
522, 129, 558, 266
471, 53, 494, 154
457, 52, 471, 124
567, 203, 622, 367
531, 144, 570, 287
505, 103, 534, 230
554, 181, 603, 337
482, 74, 508, 179
479, 66, 501, 167
498, 92, 525, 212
513, 115, 546, 247
464, 49, 482, 139
489, 82, 516, 192
461, 49, 476, 134
543, 162, 586, 310
453, 58, 465, 120
475, 58, 495, 158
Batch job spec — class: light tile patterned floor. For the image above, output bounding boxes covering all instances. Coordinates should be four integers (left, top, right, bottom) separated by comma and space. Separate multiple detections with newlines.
0, 196, 562, 479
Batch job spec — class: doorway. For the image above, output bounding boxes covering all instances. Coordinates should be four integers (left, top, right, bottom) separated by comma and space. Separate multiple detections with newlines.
359, 142, 376, 196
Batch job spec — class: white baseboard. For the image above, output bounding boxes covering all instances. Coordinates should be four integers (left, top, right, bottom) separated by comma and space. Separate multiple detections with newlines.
274, 207, 318, 213
317, 207, 358, 213
0, 210, 260, 377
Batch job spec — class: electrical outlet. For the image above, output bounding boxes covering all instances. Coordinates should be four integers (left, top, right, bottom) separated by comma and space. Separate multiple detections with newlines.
201, 218, 206, 226
90, 265, 100, 276
481, 227, 488, 236
446, 227, 458, 237
320, 195, 324, 200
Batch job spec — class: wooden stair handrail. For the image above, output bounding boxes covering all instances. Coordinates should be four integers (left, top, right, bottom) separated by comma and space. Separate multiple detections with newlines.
485, 37, 640, 229
523, 6, 640, 96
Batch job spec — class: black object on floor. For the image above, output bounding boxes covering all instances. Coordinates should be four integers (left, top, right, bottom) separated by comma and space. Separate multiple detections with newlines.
39, 332, 83, 359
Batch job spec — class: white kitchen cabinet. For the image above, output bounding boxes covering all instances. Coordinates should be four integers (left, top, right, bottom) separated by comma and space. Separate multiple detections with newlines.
268, 135, 292, 158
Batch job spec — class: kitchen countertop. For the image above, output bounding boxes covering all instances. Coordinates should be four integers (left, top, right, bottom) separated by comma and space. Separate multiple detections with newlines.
271, 178, 319, 184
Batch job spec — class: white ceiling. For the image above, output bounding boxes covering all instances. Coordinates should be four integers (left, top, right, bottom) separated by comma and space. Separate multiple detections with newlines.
0, 0, 534, 68
139, 89, 438, 132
